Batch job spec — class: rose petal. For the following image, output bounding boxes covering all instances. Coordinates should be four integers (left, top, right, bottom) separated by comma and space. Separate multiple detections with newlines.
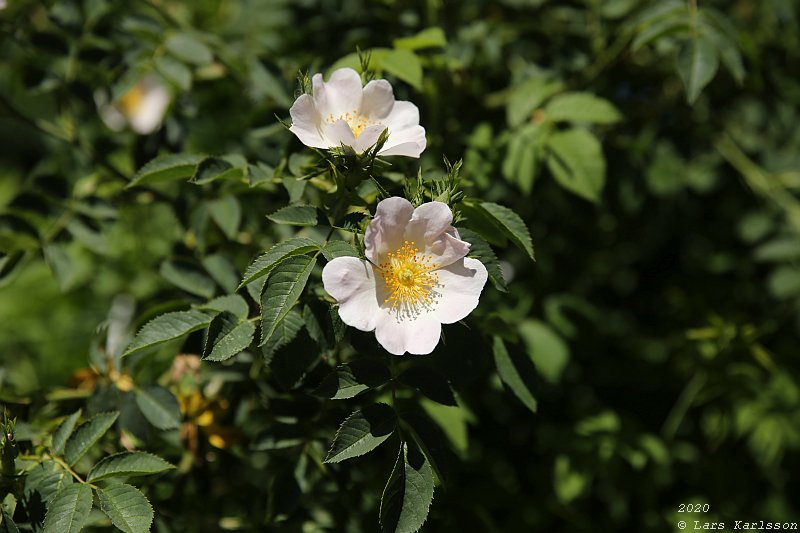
375, 312, 441, 355
361, 79, 395, 118
323, 119, 357, 149
432, 258, 488, 324
364, 197, 415, 263
404, 203, 470, 266
289, 94, 328, 148
354, 124, 388, 153
378, 125, 426, 157
426, 231, 471, 267
129, 84, 170, 134
383, 100, 420, 130
312, 68, 363, 119
322, 257, 381, 332
405, 202, 453, 243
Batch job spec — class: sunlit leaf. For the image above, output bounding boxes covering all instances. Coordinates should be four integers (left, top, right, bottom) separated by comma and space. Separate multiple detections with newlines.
325, 403, 396, 463
64, 411, 119, 465
259, 255, 316, 344
98, 484, 154, 533
239, 238, 320, 287
379, 441, 434, 533
87, 452, 174, 482
124, 310, 217, 357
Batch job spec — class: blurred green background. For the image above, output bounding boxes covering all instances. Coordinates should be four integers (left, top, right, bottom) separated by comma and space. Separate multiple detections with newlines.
1, 0, 799, 531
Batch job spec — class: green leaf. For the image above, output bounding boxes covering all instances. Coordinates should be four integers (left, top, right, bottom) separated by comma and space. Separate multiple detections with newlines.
160, 259, 216, 298
546, 128, 606, 202
544, 92, 622, 124
1, 508, 18, 533
128, 153, 205, 188
209, 196, 242, 239
325, 403, 396, 463
259, 255, 316, 344
463, 200, 535, 261
554, 455, 588, 503
699, 9, 744, 82
98, 484, 154, 533
52, 409, 82, 455
196, 294, 249, 319
201, 255, 241, 294
261, 309, 305, 361
493, 336, 538, 413
134, 386, 181, 430
64, 411, 119, 466
155, 55, 192, 91
314, 359, 391, 400
518, 320, 570, 384
203, 312, 256, 361
755, 238, 800, 262
677, 33, 720, 104
267, 205, 320, 226
23, 462, 73, 504
381, 49, 423, 90
401, 413, 449, 485
87, 452, 174, 482
239, 237, 320, 287
165, 33, 213, 65
502, 123, 546, 195
458, 228, 507, 292
379, 442, 435, 533
398, 366, 457, 406
767, 266, 800, 300
393, 27, 447, 50
420, 400, 472, 457
0, 251, 24, 288
192, 157, 245, 184
505, 77, 564, 128
302, 305, 327, 348
247, 59, 292, 107
42, 484, 93, 533
123, 310, 217, 357
631, 12, 689, 51
322, 240, 360, 260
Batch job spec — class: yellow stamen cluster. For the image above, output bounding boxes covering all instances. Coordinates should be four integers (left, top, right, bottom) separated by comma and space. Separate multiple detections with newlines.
324, 109, 375, 139
118, 83, 145, 118
379, 241, 439, 319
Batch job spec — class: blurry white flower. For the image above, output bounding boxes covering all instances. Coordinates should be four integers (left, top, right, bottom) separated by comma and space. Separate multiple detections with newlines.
289, 68, 426, 157
322, 197, 487, 355
97, 75, 171, 135
0, 0, 7, 11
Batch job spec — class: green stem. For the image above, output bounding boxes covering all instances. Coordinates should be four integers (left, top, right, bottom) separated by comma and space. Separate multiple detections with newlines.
49, 455, 98, 488
50, 455, 85, 483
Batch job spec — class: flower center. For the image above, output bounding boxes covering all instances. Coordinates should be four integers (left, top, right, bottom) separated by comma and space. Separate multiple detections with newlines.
379, 241, 439, 318
324, 109, 375, 139
118, 84, 145, 118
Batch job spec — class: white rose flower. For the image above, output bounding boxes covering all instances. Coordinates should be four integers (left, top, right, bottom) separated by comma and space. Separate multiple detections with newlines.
97, 75, 171, 135
322, 197, 488, 355
289, 68, 426, 158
